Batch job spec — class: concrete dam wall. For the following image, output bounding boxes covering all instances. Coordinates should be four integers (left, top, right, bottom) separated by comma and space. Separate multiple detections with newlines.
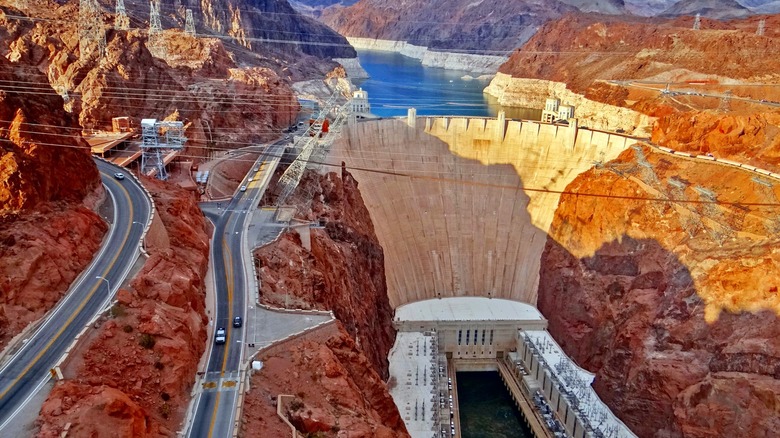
329, 117, 636, 308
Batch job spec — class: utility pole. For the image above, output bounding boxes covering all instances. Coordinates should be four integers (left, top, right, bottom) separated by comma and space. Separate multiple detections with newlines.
115, 0, 129, 30
79, 0, 106, 60
693, 13, 701, 30
185, 9, 196, 36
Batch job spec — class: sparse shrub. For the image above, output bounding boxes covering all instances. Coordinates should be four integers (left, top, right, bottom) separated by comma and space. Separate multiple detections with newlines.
154, 361, 164, 370
139, 333, 155, 349
109, 304, 126, 318
288, 398, 304, 411
161, 392, 170, 401
296, 390, 305, 398
122, 325, 133, 333
330, 425, 340, 433
159, 402, 171, 419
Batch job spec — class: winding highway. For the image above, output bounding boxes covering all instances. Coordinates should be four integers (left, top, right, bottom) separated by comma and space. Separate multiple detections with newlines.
187, 142, 284, 438
0, 159, 152, 429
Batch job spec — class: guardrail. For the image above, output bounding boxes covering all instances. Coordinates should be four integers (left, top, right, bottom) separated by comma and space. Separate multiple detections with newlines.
232, 319, 336, 438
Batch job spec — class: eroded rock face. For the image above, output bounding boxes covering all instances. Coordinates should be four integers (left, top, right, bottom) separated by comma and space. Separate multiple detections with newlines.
320, 0, 630, 52
499, 14, 780, 94
240, 322, 409, 437
538, 146, 780, 437
39, 383, 153, 438
652, 111, 780, 171
0, 55, 99, 215
256, 169, 396, 378
0, 6, 299, 157
0, 53, 105, 347
37, 177, 209, 437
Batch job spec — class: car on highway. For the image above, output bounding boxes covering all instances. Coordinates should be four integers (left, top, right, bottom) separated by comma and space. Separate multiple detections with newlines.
233, 316, 242, 328
113, 172, 125, 180
215, 327, 226, 344
239, 185, 247, 192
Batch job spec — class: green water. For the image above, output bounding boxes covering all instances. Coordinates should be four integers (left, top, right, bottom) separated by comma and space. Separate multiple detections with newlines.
457, 371, 533, 438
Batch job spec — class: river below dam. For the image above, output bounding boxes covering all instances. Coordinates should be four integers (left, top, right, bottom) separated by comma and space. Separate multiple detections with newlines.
457, 372, 534, 438
354, 50, 541, 120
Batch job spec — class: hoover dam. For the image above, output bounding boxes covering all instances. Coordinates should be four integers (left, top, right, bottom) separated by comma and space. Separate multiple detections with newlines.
330, 115, 636, 307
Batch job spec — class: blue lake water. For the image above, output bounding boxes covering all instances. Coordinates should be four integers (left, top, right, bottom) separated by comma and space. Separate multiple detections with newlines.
354, 50, 541, 120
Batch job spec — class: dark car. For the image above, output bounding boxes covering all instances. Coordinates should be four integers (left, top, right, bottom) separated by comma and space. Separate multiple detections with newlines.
233, 316, 242, 328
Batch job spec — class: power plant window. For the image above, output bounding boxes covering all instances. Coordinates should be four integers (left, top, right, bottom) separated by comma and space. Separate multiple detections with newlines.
458, 330, 462, 345
481, 330, 486, 345
466, 330, 470, 345
490, 330, 494, 345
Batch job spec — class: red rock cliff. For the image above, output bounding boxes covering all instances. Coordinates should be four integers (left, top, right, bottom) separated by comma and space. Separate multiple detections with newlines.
538, 145, 780, 437
256, 169, 396, 378
240, 321, 409, 438
0, 54, 105, 348
37, 177, 210, 437
0, 5, 299, 159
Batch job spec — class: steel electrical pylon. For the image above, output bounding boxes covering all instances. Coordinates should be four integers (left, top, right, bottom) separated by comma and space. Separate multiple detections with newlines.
115, 0, 129, 30
79, 0, 106, 60
185, 9, 196, 36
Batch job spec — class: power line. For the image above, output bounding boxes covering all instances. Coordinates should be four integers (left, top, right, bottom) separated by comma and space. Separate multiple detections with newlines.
3, 130, 780, 208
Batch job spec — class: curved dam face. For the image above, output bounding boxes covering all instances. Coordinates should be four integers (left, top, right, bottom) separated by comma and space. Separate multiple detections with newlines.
329, 117, 635, 308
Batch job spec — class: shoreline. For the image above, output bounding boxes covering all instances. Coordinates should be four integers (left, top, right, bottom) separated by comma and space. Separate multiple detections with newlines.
346, 37, 507, 74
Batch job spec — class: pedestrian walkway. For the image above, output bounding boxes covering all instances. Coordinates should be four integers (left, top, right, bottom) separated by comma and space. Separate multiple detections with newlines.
244, 307, 332, 360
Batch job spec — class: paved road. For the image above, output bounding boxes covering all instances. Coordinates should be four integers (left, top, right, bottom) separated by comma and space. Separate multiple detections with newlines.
0, 159, 152, 429
188, 143, 284, 438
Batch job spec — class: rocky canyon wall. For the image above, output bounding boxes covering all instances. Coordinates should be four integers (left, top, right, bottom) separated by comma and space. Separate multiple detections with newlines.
256, 169, 396, 378
329, 117, 636, 308
0, 5, 299, 159
240, 321, 409, 438
346, 37, 507, 74
538, 146, 780, 437
37, 177, 210, 437
0, 55, 106, 349
484, 73, 656, 135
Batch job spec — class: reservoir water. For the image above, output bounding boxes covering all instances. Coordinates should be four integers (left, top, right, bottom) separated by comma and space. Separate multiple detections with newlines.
457, 372, 533, 438
354, 50, 541, 120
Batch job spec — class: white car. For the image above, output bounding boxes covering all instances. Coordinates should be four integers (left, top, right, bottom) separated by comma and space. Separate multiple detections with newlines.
239, 185, 247, 192
113, 172, 125, 180
215, 327, 226, 344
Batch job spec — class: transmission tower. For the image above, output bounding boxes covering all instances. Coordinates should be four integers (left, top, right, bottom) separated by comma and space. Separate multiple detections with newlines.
149, 0, 162, 35
115, 0, 129, 30
140, 119, 186, 181
79, 0, 106, 61
694, 186, 731, 244
718, 90, 732, 112
751, 176, 780, 233
693, 13, 701, 30
185, 9, 196, 36
757, 19, 766, 36
667, 177, 700, 238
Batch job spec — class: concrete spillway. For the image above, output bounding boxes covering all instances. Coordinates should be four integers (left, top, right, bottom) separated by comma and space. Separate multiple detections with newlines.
329, 117, 634, 308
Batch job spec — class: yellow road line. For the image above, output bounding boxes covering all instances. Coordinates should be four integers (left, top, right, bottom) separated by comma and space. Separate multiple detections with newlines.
0, 172, 135, 400
207, 221, 236, 438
